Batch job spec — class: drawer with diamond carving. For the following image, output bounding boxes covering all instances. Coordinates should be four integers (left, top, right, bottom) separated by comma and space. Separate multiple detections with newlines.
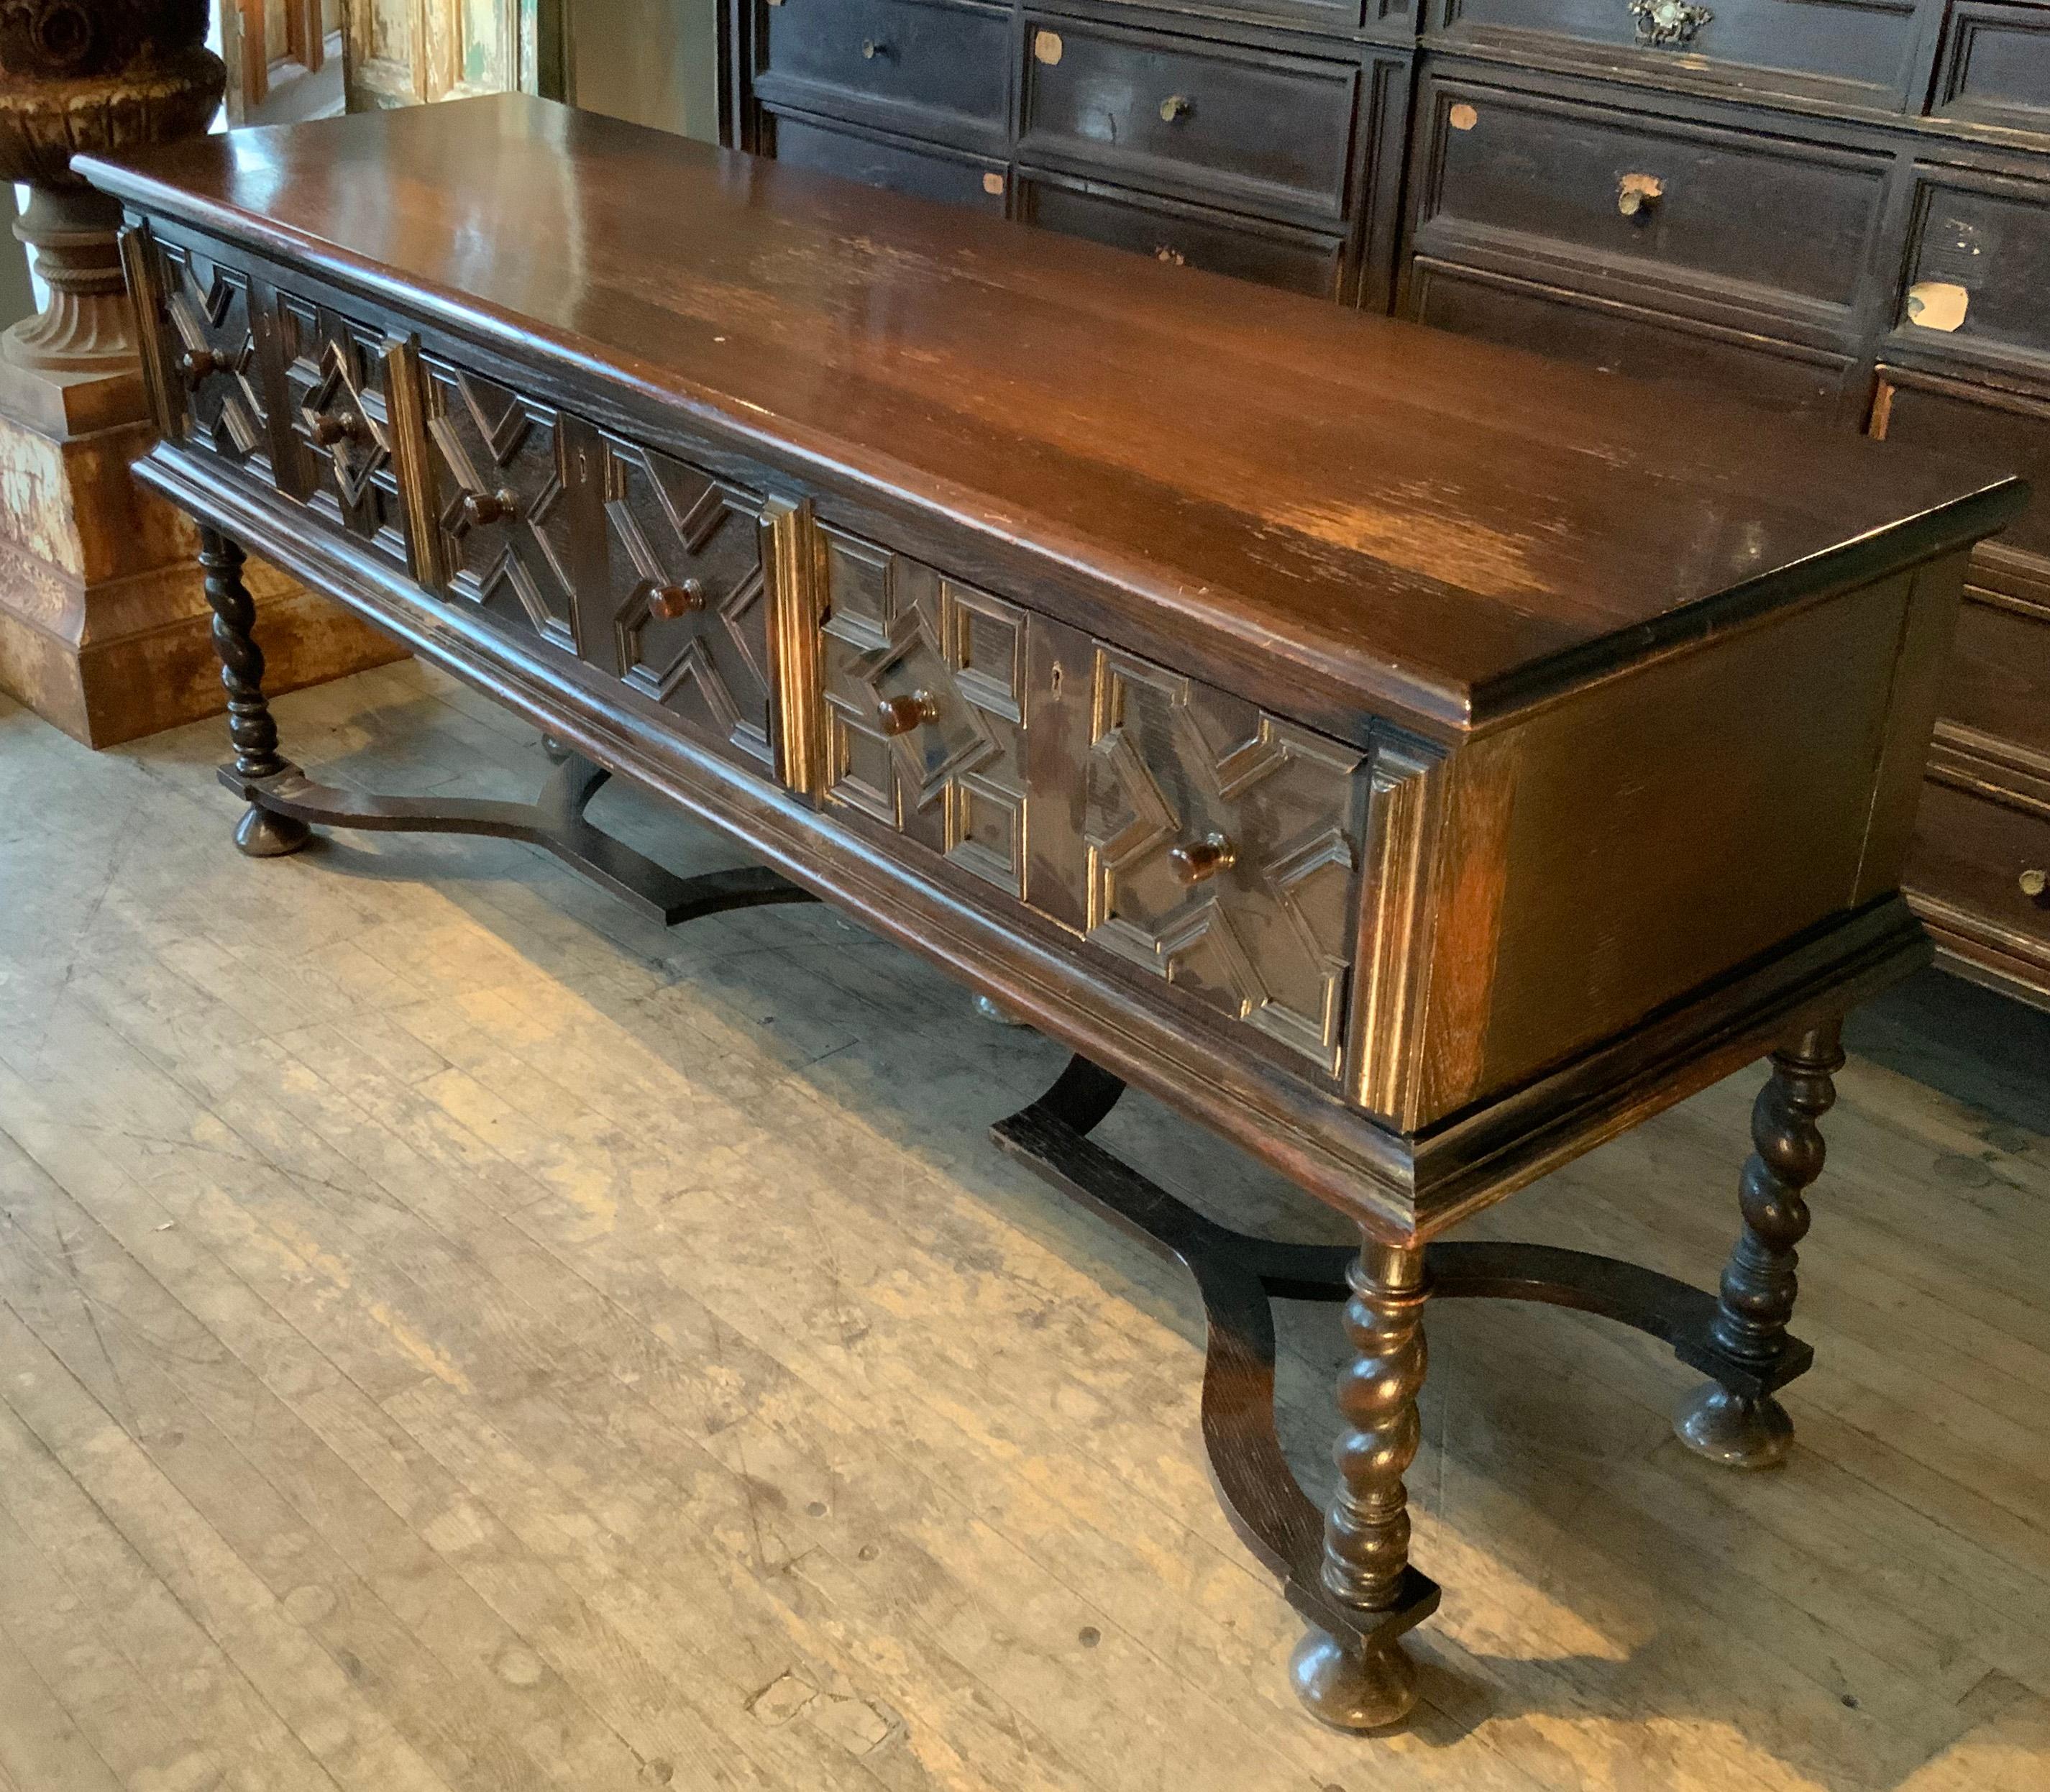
815, 521, 1371, 1079
589, 431, 784, 775
135, 232, 412, 569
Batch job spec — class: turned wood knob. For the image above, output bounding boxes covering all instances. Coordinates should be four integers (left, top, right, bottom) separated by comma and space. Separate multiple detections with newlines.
179, 345, 223, 386
1168, 832, 1237, 886
1617, 173, 1665, 218
877, 690, 940, 736
462, 488, 521, 526
310, 411, 361, 447
1158, 94, 1192, 123
646, 578, 705, 621
2022, 867, 2048, 903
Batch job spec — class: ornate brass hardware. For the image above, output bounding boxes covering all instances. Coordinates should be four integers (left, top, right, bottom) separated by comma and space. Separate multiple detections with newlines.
178, 344, 222, 386
461, 488, 521, 527
877, 690, 941, 736
1168, 831, 1237, 886
2022, 867, 2048, 903
1629, 0, 1712, 46
1617, 173, 1665, 218
1159, 94, 1192, 123
646, 578, 705, 621
310, 411, 362, 447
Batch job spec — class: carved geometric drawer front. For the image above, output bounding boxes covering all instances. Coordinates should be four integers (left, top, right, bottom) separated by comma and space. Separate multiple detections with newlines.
601, 434, 777, 771
820, 525, 1033, 897
420, 357, 580, 654
1086, 650, 1366, 1074
153, 240, 275, 484
278, 294, 409, 563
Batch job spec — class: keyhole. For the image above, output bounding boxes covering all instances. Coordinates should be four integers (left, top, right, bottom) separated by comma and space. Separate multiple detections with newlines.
1049, 663, 1064, 698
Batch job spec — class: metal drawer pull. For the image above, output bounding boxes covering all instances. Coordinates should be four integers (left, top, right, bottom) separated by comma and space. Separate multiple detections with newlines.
647, 579, 705, 621
309, 411, 362, 447
2022, 867, 2048, 904
1630, 0, 1713, 46
1168, 831, 1237, 886
461, 488, 521, 526
178, 345, 223, 385
877, 690, 941, 736
1158, 94, 1192, 124
1618, 173, 1664, 218
860, 37, 887, 59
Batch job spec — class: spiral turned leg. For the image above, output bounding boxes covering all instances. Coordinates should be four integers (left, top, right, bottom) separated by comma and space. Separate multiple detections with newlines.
1675, 1020, 1844, 1468
1291, 1240, 1430, 1731
198, 527, 311, 859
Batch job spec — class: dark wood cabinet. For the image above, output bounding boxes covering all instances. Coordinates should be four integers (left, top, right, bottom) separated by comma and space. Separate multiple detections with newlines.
720, 0, 2050, 1010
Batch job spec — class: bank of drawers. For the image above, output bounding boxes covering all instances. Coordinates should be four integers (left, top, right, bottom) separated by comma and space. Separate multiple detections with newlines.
747, 1, 1395, 306
145, 230, 1373, 1080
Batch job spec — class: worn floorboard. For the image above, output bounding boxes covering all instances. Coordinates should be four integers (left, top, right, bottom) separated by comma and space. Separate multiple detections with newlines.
1, 665, 2045, 1792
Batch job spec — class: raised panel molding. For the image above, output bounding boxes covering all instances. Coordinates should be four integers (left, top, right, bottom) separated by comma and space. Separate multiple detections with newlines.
603, 434, 777, 768
1084, 649, 1365, 1074
420, 357, 579, 652
819, 526, 1035, 897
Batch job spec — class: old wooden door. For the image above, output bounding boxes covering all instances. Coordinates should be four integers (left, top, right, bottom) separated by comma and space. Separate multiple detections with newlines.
221, 0, 346, 124
341, 0, 564, 110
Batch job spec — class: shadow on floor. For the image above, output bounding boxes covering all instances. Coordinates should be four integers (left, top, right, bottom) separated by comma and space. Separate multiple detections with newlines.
1847, 968, 2050, 1135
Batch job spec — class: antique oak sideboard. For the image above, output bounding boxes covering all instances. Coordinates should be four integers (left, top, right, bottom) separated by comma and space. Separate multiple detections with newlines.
81, 96, 2026, 1734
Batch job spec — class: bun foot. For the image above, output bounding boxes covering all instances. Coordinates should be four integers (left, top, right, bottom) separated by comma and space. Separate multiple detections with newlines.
234, 803, 311, 859
1674, 1381, 1793, 1469
1289, 1627, 1419, 1732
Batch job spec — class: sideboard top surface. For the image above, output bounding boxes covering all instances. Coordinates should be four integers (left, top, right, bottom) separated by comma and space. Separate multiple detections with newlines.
81, 93, 2028, 735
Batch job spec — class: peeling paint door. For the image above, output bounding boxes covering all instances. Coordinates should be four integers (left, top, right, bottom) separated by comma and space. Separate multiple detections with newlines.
342, 0, 564, 109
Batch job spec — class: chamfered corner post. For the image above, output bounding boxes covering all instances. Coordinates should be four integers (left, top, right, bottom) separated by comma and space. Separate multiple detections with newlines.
1674, 1018, 1847, 1469
1291, 1237, 1431, 1731
197, 525, 311, 859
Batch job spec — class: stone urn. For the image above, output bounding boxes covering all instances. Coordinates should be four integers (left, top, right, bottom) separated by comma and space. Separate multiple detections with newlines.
0, 1, 224, 373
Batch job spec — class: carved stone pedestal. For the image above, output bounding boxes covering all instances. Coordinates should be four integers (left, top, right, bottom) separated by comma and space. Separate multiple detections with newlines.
0, 360, 403, 746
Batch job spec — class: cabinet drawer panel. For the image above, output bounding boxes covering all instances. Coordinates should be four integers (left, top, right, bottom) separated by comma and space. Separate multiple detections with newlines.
1427, 0, 1927, 105
1409, 260, 1854, 419
1930, 2, 2050, 137
597, 434, 779, 772
755, 0, 1009, 148
1895, 172, 2050, 380
148, 235, 413, 568
1085, 644, 1367, 1076
1872, 369, 2050, 573
1909, 782, 2050, 964
1020, 174, 1347, 298
418, 356, 585, 657
768, 111, 1007, 211
1021, 17, 1360, 221
1943, 593, 2050, 767
816, 523, 1369, 1076
1414, 78, 1888, 322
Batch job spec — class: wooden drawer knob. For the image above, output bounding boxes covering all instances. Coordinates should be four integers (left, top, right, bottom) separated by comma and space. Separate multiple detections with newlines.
461, 488, 521, 526
178, 345, 222, 386
310, 411, 362, 447
647, 578, 705, 621
877, 690, 940, 736
1158, 94, 1192, 124
1168, 832, 1236, 886
2023, 867, 2048, 904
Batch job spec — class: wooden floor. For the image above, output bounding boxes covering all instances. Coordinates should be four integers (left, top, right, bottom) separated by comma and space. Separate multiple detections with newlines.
1, 662, 2047, 1792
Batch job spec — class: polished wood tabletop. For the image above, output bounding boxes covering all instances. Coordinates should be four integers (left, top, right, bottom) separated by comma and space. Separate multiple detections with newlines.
81, 93, 2026, 736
